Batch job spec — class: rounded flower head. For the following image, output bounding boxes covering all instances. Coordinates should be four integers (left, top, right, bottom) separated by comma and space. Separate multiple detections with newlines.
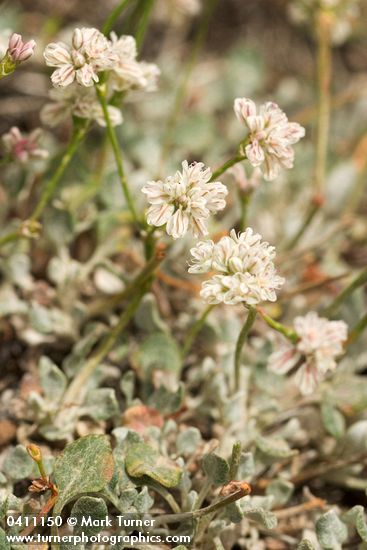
109, 33, 160, 92
234, 98, 305, 181
2, 127, 48, 163
41, 85, 122, 128
189, 228, 285, 305
142, 161, 227, 239
268, 311, 348, 395
44, 27, 116, 87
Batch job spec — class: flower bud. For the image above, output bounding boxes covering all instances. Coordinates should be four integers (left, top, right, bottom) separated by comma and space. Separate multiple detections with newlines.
7, 33, 35, 62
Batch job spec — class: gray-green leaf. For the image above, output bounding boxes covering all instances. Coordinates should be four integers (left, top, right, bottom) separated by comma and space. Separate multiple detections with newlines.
202, 453, 230, 486
316, 510, 348, 549
125, 442, 182, 488
54, 435, 114, 514
71, 496, 108, 536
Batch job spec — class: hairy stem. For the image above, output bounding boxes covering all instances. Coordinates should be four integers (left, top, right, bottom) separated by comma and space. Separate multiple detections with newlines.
256, 306, 298, 343
96, 85, 139, 226
156, 486, 250, 525
234, 306, 257, 392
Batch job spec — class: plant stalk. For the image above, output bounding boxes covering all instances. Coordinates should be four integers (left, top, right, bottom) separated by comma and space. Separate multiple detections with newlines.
96, 85, 139, 226
234, 306, 257, 392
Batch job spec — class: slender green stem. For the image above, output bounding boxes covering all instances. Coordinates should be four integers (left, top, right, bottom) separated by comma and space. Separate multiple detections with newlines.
30, 124, 88, 222
0, 231, 20, 248
256, 306, 298, 343
234, 306, 257, 392
103, 0, 133, 35
346, 312, 367, 347
182, 304, 215, 359
63, 286, 147, 406
155, 487, 250, 525
284, 199, 322, 251
210, 154, 246, 182
62, 246, 164, 406
96, 85, 139, 226
159, 0, 218, 170
324, 268, 367, 317
314, 10, 332, 195
135, 0, 155, 49
88, 245, 164, 317
239, 192, 251, 231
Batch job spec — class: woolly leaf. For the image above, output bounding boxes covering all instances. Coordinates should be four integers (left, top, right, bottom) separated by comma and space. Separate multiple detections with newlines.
202, 453, 230, 486
321, 402, 345, 440
316, 510, 348, 549
54, 435, 114, 514
71, 496, 108, 537
125, 442, 182, 488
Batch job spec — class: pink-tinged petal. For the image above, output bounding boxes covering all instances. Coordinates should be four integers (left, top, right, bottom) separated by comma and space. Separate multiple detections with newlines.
147, 203, 174, 227
166, 209, 189, 238
284, 122, 305, 144
262, 155, 280, 181
294, 361, 319, 396
268, 344, 300, 375
44, 42, 72, 66
76, 64, 98, 87
245, 140, 265, 167
246, 115, 265, 134
234, 98, 257, 122
51, 65, 76, 87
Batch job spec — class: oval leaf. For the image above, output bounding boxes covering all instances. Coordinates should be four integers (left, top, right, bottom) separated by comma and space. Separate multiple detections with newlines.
125, 442, 182, 488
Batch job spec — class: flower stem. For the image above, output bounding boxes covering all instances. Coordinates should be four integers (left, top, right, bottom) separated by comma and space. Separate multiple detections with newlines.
96, 85, 139, 227
346, 312, 367, 348
324, 267, 367, 317
314, 9, 332, 196
182, 304, 215, 359
134, 0, 155, 49
155, 486, 250, 525
210, 154, 246, 182
102, 0, 133, 35
88, 243, 165, 317
256, 306, 298, 343
283, 195, 324, 251
30, 124, 88, 222
0, 125, 87, 249
158, 0, 218, 171
0, 230, 20, 249
239, 192, 251, 231
234, 306, 257, 392
61, 244, 165, 407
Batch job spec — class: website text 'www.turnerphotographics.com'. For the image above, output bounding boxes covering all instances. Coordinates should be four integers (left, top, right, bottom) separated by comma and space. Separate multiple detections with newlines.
5, 514, 192, 546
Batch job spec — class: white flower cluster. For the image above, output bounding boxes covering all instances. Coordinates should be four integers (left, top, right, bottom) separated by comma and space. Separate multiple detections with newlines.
2, 127, 48, 163
142, 161, 227, 239
288, 0, 360, 45
43, 27, 159, 91
268, 311, 348, 395
41, 85, 122, 128
234, 98, 305, 181
188, 228, 285, 305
